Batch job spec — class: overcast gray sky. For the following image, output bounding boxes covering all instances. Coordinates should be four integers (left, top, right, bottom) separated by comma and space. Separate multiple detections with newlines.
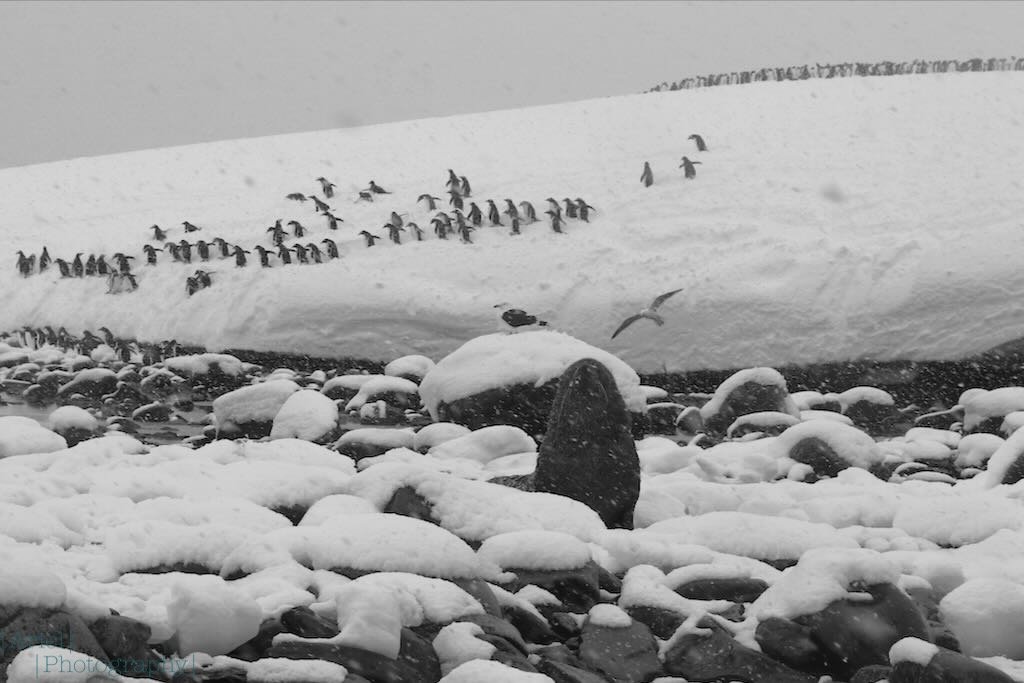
1, 1, 1021, 169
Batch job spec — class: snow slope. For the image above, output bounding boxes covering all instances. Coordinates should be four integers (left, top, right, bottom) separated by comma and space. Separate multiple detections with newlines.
1, 72, 1022, 373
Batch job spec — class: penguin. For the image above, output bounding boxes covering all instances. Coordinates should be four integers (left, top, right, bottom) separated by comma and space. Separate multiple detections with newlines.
287, 220, 307, 238
385, 223, 405, 244
114, 253, 135, 274
408, 222, 424, 241
151, 225, 168, 241
267, 224, 287, 247
545, 210, 566, 234
125, 273, 138, 291
459, 176, 472, 197
15, 250, 31, 277
486, 200, 502, 226
435, 211, 453, 231
164, 242, 181, 262
494, 304, 548, 329
316, 177, 336, 198
510, 216, 521, 236
367, 180, 391, 194
448, 190, 464, 210
286, 193, 308, 202
545, 197, 560, 213
562, 198, 578, 219
254, 245, 273, 267
446, 169, 460, 190
641, 161, 654, 187
195, 240, 211, 261
418, 194, 442, 211
321, 239, 339, 259
186, 276, 199, 297
306, 243, 323, 264
55, 258, 71, 278
611, 288, 684, 339
85, 254, 98, 276
503, 199, 519, 220
359, 230, 381, 247
213, 237, 232, 258
519, 201, 538, 223
142, 244, 159, 265
323, 211, 342, 230
231, 245, 250, 267
194, 269, 213, 288
182, 221, 201, 233
688, 134, 708, 152
39, 247, 52, 272
452, 209, 468, 232
95, 256, 108, 276
679, 156, 702, 179
432, 218, 448, 239
576, 198, 595, 222
389, 211, 404, 228
276, 244, 294, 265
357, 191, 374, 202
292, 243, 310, 264
97, 326, 116, 348
458, 224, 475, 244
178, 240, 193, 263
72, 253, 84, 277
311, 196, 331, 214
467, 202, 483, 226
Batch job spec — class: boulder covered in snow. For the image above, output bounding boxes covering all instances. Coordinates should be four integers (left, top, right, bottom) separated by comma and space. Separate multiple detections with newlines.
0, 415, 67, 458
213, 379, 300, 438
47, 405, 100, 447
700, 368, 800, 435
418, 331, 646, 435
270, 389, 339, 443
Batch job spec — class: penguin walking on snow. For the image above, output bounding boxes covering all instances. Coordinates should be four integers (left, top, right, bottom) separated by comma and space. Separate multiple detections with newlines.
688, 134, 708, 152
503, 199, 518, 220
324, 211, 342, 230
292, 243, 310, 264
39, 247, 51, 272
519, 201, 537, 223
165, 242, 181, 262
546, 210, 566, 234
418, 194, 442, 211
359, 230, 381, 247
459, 176, 472, 197
142, 245, 159, 265
679, 156, 702, 179
72, 253, 84, 277
641, 161, 654, 187
458, 224, 474, 244
231, 245, 250, 267
311, 196, 331, 213
446, 169, 460, 190
386, 223, 405, 244
55, 258, 71, 278
195, 240, 211, 261
576, 198, 595, 222
277, 244, 293, 265
432, 218, 448, 240
321, 239, 339, 259
367, 180, 391, 195
467, 202, 483, 226
267, 223, 287, 247
307, 243, 323, 264
448, 190, 464, 210
97, 255, 111, 275
408, 222, 424, 241
389, 211, 404, 228
287, 220, 307, 238
151, 225, 167, 241
316, 177, 336, 198
254, 245, 273, 267
178, 240, 193, 263
85, 255, 97, 276
510, 216, 522, 236
213, 237, 232, 258
562, 198, 578, 219
486, 200, 502, 226
182, 221, 201, 233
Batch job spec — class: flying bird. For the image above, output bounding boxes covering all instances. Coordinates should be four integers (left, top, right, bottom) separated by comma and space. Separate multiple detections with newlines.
611, 288, 683, 339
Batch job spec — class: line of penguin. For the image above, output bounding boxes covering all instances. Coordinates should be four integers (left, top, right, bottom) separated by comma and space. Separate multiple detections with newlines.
2, 324, 182, 364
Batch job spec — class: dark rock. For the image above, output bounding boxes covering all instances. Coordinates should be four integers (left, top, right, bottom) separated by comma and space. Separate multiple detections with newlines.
624, 605, 683, 640
492, 359, 640, 529
278, 606, 339, 638
270, 504, 308, 526
844, 397, 906, 436
464, 614, 528, 655
754, 616, 829, 675
491, 650, 541, 673
536, 658, 614, 683
578, 617, 662, 683
502, 561, 600, 613
227, 617, 286, 662
267, 626, 441, 683
56, 368, 117, 400
794, 582, 930, 681
88, 614, 151, 656
382, 486, 439, 525
534, 644, 587, 668
675, 577, 769, 603
0, 606, 110, 676
356, 401, 408, 426
890, 646, 1015, 683
644, 403, 685, 435
453, 579, 502, 618
132, 402, 174, 423
702, 373, 797, 435
851, 664, 894, 683
662, 619, 817, 683
499, 604, 558, 645
904, 586, 961, 652
545, 612, 583, 642
435, 380, 559, 436
23, 384, 53, 406
596, 566, 622, 595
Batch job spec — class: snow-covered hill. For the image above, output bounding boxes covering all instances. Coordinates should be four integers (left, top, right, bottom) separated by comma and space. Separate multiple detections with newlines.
1, 71, 1022, 373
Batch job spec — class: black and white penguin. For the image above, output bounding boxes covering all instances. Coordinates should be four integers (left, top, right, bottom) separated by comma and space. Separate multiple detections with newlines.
688, 134, 708, 152
545, 210, 566, 234
55, 258, 71, 278
72, 253, 84, 278
448, 190, 464, 210
321, 239, 339, 259
306, 243, 323, 264
96, 255, 111, 276
194, 269, 213, 288
459, 176, 472, 197
142, 244, 159, 265
316, 177, 336, 198
277, 244, 293, 265
510, 216, 522, 236
641, 161, 654, 187
178, 240, 193, 263
385, 223, 405, 244
467, 202, 483, 226
407, 222, 424, 241
519, 201, 537, 223
213, 237, 232, 258
151, 225, 168, 241
164, 242, 181, 262
432, 218, 448, 239
287, 220, 307, 238
267, 223, 287, 247
231, 245, 250, 267
195, 240, 211, 261
359, 230, 381, 247
503, 199, 519, 220
418, 194, 442, 211
389, 211, 404, 228
114, 253, 135, 274
185, 276, 199, 297
85, 254, 97, 276
562, 198, 578, 219
254, 245, 273, 267
311, 196, 331, 214
545, 197, 561, 213
679, 156, 702, 179
286, 193, 308, 202
292, 243, 309, 264
324, 211, 342, 230
494, 304, 548, 329
15, 250, 32, 277
458, 224, 474, 244
367, 180, 391, 194
576, 198, 595, 222
486, 200, 502, 226
182, 221, 201, 233
446, 169, 460, 190
39, 247, 51, 272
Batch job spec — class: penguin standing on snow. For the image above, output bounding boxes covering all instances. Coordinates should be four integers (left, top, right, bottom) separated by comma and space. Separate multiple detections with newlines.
519, 201, 537, 223
178, 239, 193, 263
688, 134, 708, 152
321, 239, 339, 260
72, 253, 84, 277
407, 222, 424, 241
576, 198, 595, 222
231, 245, 250, 267
97, 255, 111, 276
385, 223, 405, 244
432, 218, 448, 240
510, 216, 522, 236
311, 196, 331, 214
679, 156, 702, 179
151, 225, 168, 241
418, 194, 442, 211
546, 210, 566, 234
458, 224, 475, 244
486, 200, 502, 226
277, 244, 294, 265
185, 276, 199, 297
113, 253, 135, 274
459, 176, 472, 197
389, 211, 404, 228
15, 251, 31, 277
39, 247, 51, 272
267, 223, 287, 247
448, 190, 464, 210
292, 243, 310, 264
503, 199, 518, 220
323, 211, 342, 230
165, 243, 181, 262
641, 161, 654, 187
213, 237, 232, 258
195, 240, 211, 261
466, 202, 483, 226
85, 254, 97, 276
254, 245, 273, 267
316, 177, 336, 198
287, 220, 308, 238
55, 258, 71, 278
142, 244, 159, 265
307, 243, 323, 264
446, 169, 460, 190
359, 230, 381, 247
562, 198, 578, 219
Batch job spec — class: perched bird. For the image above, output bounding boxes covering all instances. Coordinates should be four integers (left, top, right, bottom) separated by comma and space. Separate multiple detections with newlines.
494, 303, 548, 329
611, 289, 683, 339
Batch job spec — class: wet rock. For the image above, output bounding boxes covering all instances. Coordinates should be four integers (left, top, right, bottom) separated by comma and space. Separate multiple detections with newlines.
841, 387, 905, 436
499, 603, 558, 645
662, 619, 817, 683
88, 615, 168, 681
644, 403, 686, 435
623, 606, 682, 640
279, 606, 340, 638
535, 658, 613, 683
227, 617, 286, 662
905, 585, 961, 652
578, 613, 662, 683
754, 616, 829, 675
501, 562, 600, 614
132, 402, 174, 422
453, 579, 502, 618
850, 664, 894, 683
435, 380, 561, 436
700, 368, 799, 436
674, 577, 769, 603
0, 606, 110, 674
889, 639, 1014, 683
56, 368, 118, 400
